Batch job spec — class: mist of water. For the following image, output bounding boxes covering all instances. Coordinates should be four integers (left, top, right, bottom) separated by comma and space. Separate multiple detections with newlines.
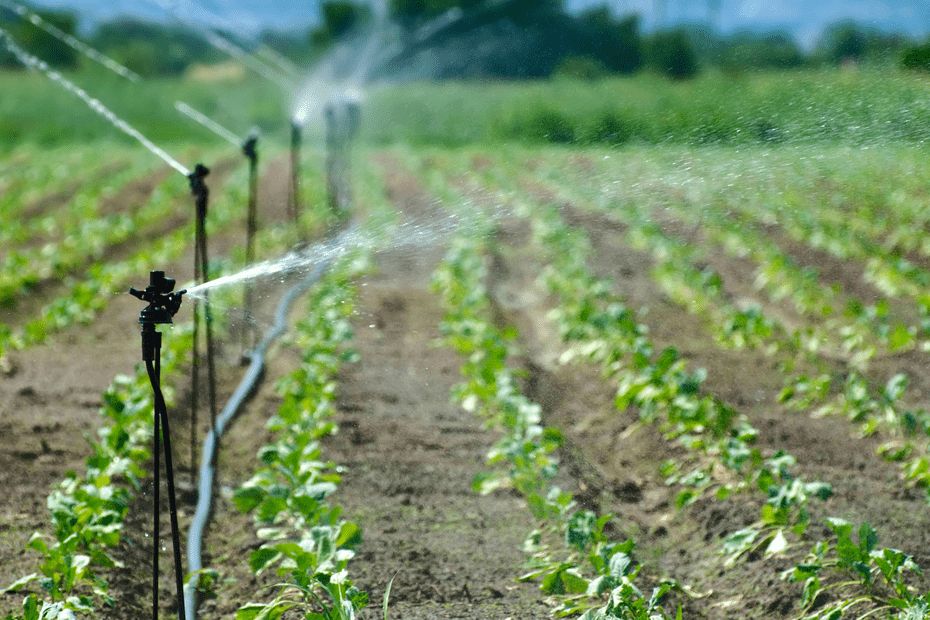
149, 0, 293, 90
256, 44, 301, 80
0, 27, 190, 176
290, 1, 493, 128
186, 201, 501, 299
0, 0, 141, 82
175, 101, 242, 148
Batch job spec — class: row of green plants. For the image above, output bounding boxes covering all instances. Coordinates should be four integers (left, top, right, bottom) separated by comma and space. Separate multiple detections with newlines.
0, 153, 154, 252
0, 150, 221, 307
0, 145, 92, 218
0, 159, 246, 363
513, 181, 930, 618
517, 150, 930, 503
233, 254, 371, 620
4, 323, 193, 618
409, 143, 930, 616
225, 150, 382, 618
432, 225, 682, 619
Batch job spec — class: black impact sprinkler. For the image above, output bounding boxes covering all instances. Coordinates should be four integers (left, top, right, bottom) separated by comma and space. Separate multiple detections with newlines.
188, 164, 219, 472
129, 271, 187, 620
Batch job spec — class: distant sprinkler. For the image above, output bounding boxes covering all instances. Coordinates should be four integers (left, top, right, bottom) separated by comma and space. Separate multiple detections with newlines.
188, 164, 220, 472
325, 92, 362, 214
241, 129, 260, 361
173, 101, 263, 362
0, 0, 141, 81
289, 117, 304, 231
129, 270, 187, 620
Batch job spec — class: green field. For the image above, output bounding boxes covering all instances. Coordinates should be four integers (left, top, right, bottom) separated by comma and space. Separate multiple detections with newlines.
2, 64, 930, 620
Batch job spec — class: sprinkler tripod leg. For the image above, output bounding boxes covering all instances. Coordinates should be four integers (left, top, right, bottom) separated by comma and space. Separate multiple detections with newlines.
152, 369, 161, 620
146, 353, 188, 620
289, 121, 302, 233
190, 293, 199, 475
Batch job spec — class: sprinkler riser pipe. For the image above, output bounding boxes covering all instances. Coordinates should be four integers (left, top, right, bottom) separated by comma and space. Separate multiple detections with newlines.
188, 163, 219, 469
289, 121, 303, 226
242, 139, 260, 359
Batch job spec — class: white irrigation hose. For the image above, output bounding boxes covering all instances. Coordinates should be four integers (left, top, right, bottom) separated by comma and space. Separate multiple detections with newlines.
183, 259, 332, 618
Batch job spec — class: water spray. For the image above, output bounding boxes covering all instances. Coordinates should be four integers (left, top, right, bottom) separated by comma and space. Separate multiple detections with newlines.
129, 271, 187, 620
174, 101, 242, 148
289, 118, 303, 230
188, 164, 219, 472
0, 27, 189, 176
0, 0, 141, 82
150, 0, 293, 90
325, 93, 362, 213
256, 44, 300, 80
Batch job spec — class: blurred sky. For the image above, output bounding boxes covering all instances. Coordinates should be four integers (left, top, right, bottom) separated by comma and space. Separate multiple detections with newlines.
29, 0, 930, 45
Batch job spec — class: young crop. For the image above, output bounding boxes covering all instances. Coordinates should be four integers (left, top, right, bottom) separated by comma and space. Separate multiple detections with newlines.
432, 225, 682, 619
784, 519, 929, 619
498, 150, 930, 508
0, 162, 249, 363
232, 233, 369, 616
4, 325, 193, 617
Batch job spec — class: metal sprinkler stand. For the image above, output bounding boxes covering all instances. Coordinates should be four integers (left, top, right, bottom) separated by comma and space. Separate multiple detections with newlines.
288, 119, 303, 230
129, 271, 187, 620
325, 103, 339, 214
325, 98, 362, 214
241, 132, 260, 362
343, 99, 361, 210
188, 164, 219, 471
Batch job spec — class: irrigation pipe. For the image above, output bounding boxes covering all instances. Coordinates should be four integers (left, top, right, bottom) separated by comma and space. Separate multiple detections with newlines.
183, 259, 332, 618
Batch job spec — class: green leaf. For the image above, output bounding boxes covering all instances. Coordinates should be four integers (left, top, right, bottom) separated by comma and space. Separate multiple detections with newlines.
383, 574, 396, 620
540, 564, 588, 595
232, 487, 265, 513
22, 595, 39, 620
248, 548, 282, 575
765, 530, 788, 556
858, 522, 878, 554
6, 573, 39, 593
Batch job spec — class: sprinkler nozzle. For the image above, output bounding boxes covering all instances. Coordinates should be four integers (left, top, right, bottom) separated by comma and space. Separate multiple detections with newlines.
188, 163, 210, 196
242, 133, 259, 161
130, 270, 186, 326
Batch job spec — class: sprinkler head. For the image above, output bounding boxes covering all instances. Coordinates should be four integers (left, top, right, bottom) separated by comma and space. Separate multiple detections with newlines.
241, 133, 259, 160
345, 101, 361, 140
188, 163, 210, 196
130, 271, 186, 325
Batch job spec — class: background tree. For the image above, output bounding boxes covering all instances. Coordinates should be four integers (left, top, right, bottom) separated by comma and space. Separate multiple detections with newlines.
900, 40, 930, 73
647, 29, 699, 79
0, 5, 78, 69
